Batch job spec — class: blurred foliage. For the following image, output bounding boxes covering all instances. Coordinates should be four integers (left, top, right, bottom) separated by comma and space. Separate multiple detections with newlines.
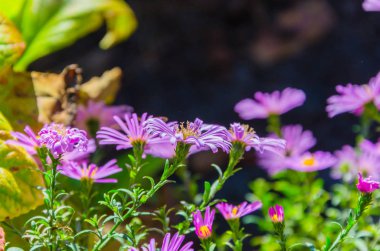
245, 169, 380, 251
0, 112, 43, 221
0, 0, 137, 71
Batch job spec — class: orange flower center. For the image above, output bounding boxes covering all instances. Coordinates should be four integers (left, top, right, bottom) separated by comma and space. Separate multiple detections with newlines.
232, 207, 239, 216
198, 225, 211, 239
302, 156, 316, 167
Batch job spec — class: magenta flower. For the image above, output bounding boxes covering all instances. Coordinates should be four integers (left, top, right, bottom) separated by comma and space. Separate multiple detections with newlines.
234, 88, 306, 120
268, 205, 284, 223
326, 72, 380, 118
38, 123, 88, 156
7, 125, 41, 155
128, 232, 193, 251
363, 0, 380, 11
258, 125, 316, 174
145, 118, 231, 154
97, 113, 175, 158
60, 159, 122, 183
192, 207, 215, 239
227, 123, 286, 154
75, 100, 133, 133
286, 151, 337, 172
357, 173, 380, 193
216, 201, 262, 220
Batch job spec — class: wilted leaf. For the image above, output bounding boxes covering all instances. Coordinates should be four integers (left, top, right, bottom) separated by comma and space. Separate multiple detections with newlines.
0, 13, 25, 71
0, 112, 43, 220
0, 66, 122, 130
0, 0, 137, 71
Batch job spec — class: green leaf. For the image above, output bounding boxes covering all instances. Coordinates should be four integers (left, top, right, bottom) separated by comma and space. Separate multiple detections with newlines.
0, 13, 25, 70
0, 0, 137, 71
0, 112, 44, 220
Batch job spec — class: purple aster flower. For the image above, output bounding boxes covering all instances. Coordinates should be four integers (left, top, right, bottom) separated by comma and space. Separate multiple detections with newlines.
258, 125, 316, 174
331, 145, 357, 180
38, 123, 88, 157
216, 201, 262, 220
280, 125, 316, 155
75, 100, 133, 134
326, 72, 380, 118
227, 123, 286, 154
363, 0, 380, 11
7, 125, 41, 155
61, 139, 96, 164
97, 113, 175, 158
60, 159, 122, 183
268, 205, 284, 223
145, 117, 231, 154
286, 151, 337, 172
234, 88, 306, 120
192, 207, 215, 239
128, 232, 193, 251
357, 173, 380, 193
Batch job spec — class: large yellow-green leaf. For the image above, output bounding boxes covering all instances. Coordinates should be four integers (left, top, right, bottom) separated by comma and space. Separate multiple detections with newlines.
0, 0, 137, 71
0, 113, 43, 221
0, 13, 25, 70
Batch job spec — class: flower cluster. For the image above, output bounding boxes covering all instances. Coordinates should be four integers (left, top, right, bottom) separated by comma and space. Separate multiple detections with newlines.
259, 125, 336, 174
331, 139, 380, 181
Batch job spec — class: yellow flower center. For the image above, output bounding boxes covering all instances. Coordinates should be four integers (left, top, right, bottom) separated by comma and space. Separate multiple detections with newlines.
271, 214, 279, 222
232, 207, 239, 216
178, 122, 201, 139
302, 156, 316, 167
198, 225, 211, 239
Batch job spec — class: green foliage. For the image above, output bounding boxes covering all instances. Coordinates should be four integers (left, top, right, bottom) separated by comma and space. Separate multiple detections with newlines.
0, 0, 137, 70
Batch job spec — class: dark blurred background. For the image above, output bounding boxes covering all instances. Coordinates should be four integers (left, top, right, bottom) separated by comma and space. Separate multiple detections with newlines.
30, 0, 380, 200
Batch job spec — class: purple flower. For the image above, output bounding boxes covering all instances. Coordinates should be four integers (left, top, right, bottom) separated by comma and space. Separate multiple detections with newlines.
97, 113, 175, 158
38, 123, 88, 156
363, 0, 380, 11
281, 125, 316, 155
357, 173, 380, 193
258, 125, 316, 174
268, 204, 284, 223
216, 201, 262, 220
234, 88, 306, 120
7, 126, 41, 155
227, 123, 286, 154
326, 72, 380, 118
60, 159, 122, 183
75, 100, 133, 133
192, 207, 215, 239
286, 151, 337, 172
61, 139, 96, 164
145, 118, 231, 154
128, 232, 193, 251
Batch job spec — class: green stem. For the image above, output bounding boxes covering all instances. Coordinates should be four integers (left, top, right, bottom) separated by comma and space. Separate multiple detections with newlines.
200, 142, 244, 209
92, 147, 189, 251
326, 193, 372, 251
267, 114, 281, 136
129, 142, 144, 185
228, 219, 243, 251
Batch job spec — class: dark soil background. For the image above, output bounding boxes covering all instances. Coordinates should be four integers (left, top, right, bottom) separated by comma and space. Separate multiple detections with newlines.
30, 0, 380, 204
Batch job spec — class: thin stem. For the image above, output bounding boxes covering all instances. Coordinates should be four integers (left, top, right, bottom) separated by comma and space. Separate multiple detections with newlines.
228, 219, 243, 251
325, 193, 372, 251
267, 114, 282, 136
92, 146, 190, 251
